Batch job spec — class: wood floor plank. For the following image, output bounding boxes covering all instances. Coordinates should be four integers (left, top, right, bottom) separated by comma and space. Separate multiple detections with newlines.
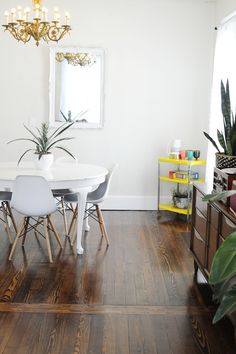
0, 303, 215, 315
0, 210, 234, 353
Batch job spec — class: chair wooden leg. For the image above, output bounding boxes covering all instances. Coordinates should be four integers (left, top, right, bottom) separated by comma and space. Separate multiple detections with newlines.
47, 215, 63, 249
68, 205, 78, 245
6, 202, 17, 233
9, 219, 26, 260
2, 202, 12, 244
44, 218, 53, 263
61, 197, 69, 236
68, 205, 78, 235
69, 211, 78, 246
96, 205, 110, 245
22, 217, 30, 246
70, 223, 77, 246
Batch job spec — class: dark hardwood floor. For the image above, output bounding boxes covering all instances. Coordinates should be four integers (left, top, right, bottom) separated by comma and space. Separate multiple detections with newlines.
0, 210, 235, 353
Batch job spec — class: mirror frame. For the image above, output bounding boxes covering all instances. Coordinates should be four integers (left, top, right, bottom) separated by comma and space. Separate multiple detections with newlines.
49, 47, 105, 129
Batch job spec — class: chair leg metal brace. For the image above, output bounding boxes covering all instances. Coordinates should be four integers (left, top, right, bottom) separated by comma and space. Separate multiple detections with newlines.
68, 203, 110, 246
9, 215, 63, 263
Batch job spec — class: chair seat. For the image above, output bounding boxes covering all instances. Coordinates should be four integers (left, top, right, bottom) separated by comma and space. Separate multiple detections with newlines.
0, 191, 12, 202
64, 192, 97, 204
64, 193, 78, 203
52, 189, 72, 197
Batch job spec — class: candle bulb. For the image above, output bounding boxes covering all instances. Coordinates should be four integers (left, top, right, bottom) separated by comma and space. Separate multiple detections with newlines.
53, 7, 59, 21
10, 8, 16, 23
4, 11, 9, 25
34, 4, 40, 19
17, 6, 22, 20
65, 12, 70, 26
24, 7, 30, 22
42, 7, 48, 22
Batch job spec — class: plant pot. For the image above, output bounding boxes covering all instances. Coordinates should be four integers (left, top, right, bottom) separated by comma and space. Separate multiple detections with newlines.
216, 153, 236, 169
34, 153, 54, 170
173, 196, 189, 209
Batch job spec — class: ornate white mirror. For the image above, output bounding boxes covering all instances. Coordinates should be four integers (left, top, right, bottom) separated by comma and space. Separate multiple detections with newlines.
49, 47, 104, 128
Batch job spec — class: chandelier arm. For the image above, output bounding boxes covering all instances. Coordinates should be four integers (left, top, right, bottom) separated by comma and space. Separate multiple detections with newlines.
6, 26, 19, 41
56, 26, 71, 42
46, 25, 61, 41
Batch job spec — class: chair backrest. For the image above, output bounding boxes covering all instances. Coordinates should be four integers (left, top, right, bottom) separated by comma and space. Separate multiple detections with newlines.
87, 164, 118, 204
11, 175, 57, 217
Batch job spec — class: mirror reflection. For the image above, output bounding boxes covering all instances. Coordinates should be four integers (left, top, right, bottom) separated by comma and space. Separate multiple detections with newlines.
49, 47, 104, 128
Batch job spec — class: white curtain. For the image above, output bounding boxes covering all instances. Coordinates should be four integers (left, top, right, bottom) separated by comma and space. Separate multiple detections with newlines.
206, 14, 236, 183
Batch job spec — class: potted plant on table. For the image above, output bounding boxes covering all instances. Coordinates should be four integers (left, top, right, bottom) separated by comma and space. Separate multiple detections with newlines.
172, 188, 191, 209
8, 122, 75, 170
204, 79, 236, 169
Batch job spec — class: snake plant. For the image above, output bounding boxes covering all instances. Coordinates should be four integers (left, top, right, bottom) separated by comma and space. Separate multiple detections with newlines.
204, 80, 236, 156
8, 122, 75, 165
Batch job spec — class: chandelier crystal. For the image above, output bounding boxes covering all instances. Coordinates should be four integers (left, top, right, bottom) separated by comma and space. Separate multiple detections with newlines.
3, 0, 71, 46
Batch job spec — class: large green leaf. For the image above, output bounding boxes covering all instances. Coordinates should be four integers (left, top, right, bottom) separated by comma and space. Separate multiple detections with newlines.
203, 132, 221, 153
7, 138, 37, 145
225, 126, 233, 155
202, 190, 236, 203
48, 121, 74, 141
213, 286, 236, 323
23, 124, 42, 145
217, 130, 227, 154
221, 79, 231, 128
46, 137, 74, 151
54, 146, 76, 159
17, 149, 35, 165
209, 232, 236, 284
230, 122, 236, 155
213, 277, 234, 302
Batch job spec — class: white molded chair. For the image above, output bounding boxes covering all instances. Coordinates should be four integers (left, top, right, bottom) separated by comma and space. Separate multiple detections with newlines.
0, 191, 17, 243
64, 164, 118, 246
9, 175, 63, 263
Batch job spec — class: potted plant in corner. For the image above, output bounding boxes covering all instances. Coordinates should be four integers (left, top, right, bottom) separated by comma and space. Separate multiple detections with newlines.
8, 122, 75, 170
204, 79, 236, 169
203, 190, 236, 324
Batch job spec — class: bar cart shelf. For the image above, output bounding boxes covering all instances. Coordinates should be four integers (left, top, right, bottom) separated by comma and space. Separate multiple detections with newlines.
158, 157, 207, 219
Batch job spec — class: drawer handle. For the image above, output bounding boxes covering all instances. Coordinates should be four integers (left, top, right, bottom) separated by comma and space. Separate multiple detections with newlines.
196, 209, 204, 218
224, 217, 236, 229
195, 231, 203, 241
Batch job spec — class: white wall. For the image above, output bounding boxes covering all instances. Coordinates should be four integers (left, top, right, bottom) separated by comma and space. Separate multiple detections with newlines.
0, 0, 215, 209
216, 0, 236, 22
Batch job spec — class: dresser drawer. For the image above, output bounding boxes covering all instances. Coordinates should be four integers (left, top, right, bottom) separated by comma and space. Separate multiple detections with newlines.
207, 247, 216, 272
195, 189, 208, 218
208, 224, 218, 252
194, 208, 207, 241
209, 206, 219, 230
192, 228, 206, 267
221, 215, 236, 239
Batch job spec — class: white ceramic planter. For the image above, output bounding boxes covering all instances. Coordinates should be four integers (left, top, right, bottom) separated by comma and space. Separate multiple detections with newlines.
34, 153, 54, 170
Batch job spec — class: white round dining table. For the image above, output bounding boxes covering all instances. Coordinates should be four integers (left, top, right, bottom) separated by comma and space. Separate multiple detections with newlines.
0, 161, 108, 254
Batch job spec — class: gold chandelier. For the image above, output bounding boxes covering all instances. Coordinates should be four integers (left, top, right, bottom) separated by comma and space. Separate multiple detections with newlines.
56, 52, 96, 66
3, 0, 71, 46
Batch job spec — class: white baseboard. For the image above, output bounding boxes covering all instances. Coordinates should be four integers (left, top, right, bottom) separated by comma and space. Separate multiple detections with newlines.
101, 195, 158, 210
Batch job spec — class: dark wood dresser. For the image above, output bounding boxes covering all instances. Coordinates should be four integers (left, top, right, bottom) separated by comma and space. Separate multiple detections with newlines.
191, 183, 236, 280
